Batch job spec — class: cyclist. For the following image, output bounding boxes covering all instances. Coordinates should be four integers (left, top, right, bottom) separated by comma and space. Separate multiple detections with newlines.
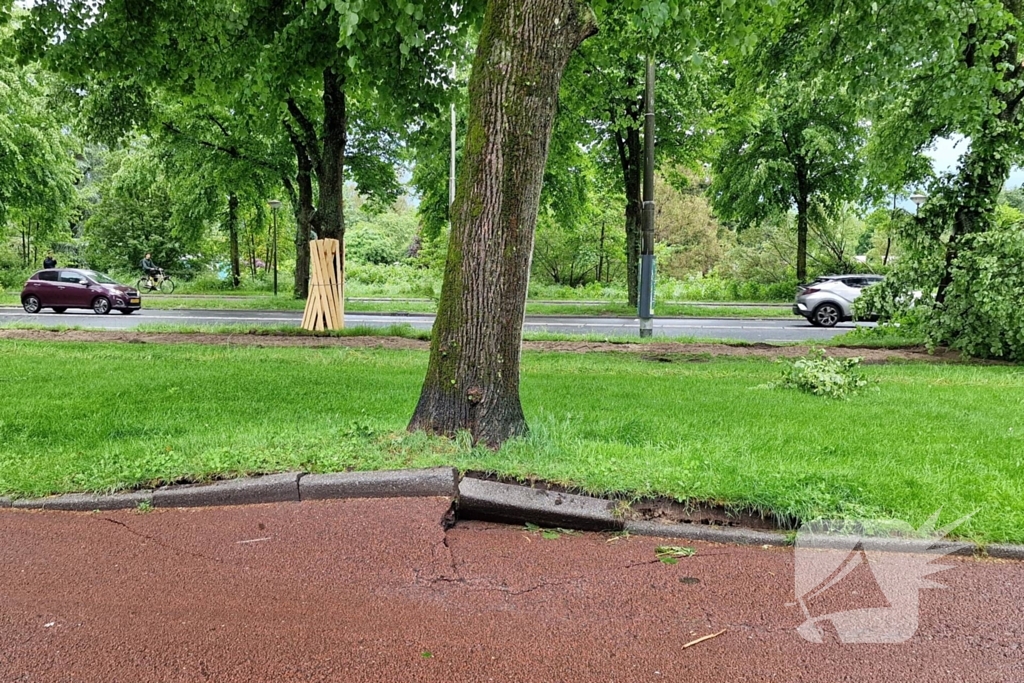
140, 253, 161, 288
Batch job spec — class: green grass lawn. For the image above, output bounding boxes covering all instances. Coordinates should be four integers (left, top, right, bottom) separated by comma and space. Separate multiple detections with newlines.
1, 340, 1021, 544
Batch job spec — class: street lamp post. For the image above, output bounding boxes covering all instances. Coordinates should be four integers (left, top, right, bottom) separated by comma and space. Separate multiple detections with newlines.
638, 55, 656, 338
267, 200, 282, 296
910, 192, 927, 214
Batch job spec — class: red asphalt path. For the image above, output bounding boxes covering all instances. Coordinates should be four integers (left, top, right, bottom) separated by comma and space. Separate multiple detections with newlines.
1, 498, 1022, 682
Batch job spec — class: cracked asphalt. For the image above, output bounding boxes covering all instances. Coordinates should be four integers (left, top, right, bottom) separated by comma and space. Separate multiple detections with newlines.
1, 498, 1022, 682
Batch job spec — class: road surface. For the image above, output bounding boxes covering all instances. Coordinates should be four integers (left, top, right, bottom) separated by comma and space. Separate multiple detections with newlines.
0, 307, 866, 343
1, 498, 1020, 682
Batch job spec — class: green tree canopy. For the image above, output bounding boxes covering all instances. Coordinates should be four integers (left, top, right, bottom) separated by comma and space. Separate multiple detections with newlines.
1, 8, 78, 257
709, 77, 866, 281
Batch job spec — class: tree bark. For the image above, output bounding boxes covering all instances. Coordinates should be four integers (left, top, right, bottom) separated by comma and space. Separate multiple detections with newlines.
615, 125, 643, 307
794, 163, 810, 282
227, 193, 240, 288
283, 128, 316, 299
318, 68, 347, 241
796, 204, 808, 282
408, 0, 597, 446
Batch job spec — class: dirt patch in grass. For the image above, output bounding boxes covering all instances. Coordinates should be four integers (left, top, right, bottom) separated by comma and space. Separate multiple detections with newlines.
0, 328, 969, 363
0, 328, 428, 351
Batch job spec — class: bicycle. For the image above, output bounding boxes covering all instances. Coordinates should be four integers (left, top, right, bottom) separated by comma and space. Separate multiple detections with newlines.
136, 268, 176, 294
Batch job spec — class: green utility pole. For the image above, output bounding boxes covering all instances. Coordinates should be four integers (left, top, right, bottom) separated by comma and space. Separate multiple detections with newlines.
638, 55, 656, 337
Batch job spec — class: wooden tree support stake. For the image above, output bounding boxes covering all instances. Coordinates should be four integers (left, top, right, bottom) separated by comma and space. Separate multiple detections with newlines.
301, 239, 344, 331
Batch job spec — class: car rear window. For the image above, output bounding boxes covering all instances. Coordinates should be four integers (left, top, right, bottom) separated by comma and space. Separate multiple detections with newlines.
35, 271, 58, 282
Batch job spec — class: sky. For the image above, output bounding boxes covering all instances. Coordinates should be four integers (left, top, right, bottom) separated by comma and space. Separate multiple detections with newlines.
926, 136, 1023, 190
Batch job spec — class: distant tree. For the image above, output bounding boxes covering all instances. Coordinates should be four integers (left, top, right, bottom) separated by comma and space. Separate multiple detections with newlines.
654, 172, 727, 278
21, 0, 469, 295
760, 0, 1024, 357
709, 78, 865, 282
0, 10, 78, 266
555, 7, 722, 305
83, 143, 204, 273
1002, 187, 1024, 213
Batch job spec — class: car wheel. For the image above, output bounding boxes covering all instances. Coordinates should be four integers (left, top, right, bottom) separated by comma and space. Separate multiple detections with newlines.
22, 295, 41, 314
812, 302, 842, 328
119, 309, 135, 315
52, 307, 67, 314
92, 297, 112, 315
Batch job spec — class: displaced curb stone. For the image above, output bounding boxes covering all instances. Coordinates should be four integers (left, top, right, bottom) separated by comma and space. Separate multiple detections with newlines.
11, 491, 152, 511
153, 472, 300, 508
625, 520, 787, 546
299, 467, 457, 500
458, 477, 623, 531
3, 468, 1024, 562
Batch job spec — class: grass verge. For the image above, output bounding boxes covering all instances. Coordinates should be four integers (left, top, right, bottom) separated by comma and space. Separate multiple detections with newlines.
2, 292, 789, 318
1, 340, 1021, 544
0, 321, 744, 345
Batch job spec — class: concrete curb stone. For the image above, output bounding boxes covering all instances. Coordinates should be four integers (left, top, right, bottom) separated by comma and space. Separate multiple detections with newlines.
299, 467, 457, 500
153, 472, 300, 508
794, 533, 976, 557
2, 468, 1023, 561
983, 544, 1024, 561
11, 491, 152, 511
624, 520, 787, 547
458, 477, 623, 531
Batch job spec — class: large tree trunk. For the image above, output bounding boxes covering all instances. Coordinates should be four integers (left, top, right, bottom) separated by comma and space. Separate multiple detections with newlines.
615, 126, 643, 307
318, 68, 347, 241
408, 0, 597, 446
227, 193, 241, 288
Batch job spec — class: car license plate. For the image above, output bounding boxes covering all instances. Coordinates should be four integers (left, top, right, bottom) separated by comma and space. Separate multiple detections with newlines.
130, 298, 140, 304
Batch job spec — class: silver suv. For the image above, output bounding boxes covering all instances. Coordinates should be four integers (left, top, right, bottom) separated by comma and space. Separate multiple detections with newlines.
793, 275, 884, 327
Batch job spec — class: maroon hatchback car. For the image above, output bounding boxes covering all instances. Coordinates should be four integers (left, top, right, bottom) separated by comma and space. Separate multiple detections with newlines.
21, 269, 142, 315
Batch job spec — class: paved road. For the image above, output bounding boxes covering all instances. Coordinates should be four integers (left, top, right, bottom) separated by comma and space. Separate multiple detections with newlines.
0, 307, 864, 342
1, 498, 1020, 682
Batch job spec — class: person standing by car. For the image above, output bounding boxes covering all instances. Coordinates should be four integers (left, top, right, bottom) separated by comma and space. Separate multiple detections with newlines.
140, 253, 160, 286
43, 253, 57, 269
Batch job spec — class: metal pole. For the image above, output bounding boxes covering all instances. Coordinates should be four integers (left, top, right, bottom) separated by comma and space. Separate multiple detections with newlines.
638, 55, 656, 337
449, 97, 457, 210
272, 209, 278, 297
